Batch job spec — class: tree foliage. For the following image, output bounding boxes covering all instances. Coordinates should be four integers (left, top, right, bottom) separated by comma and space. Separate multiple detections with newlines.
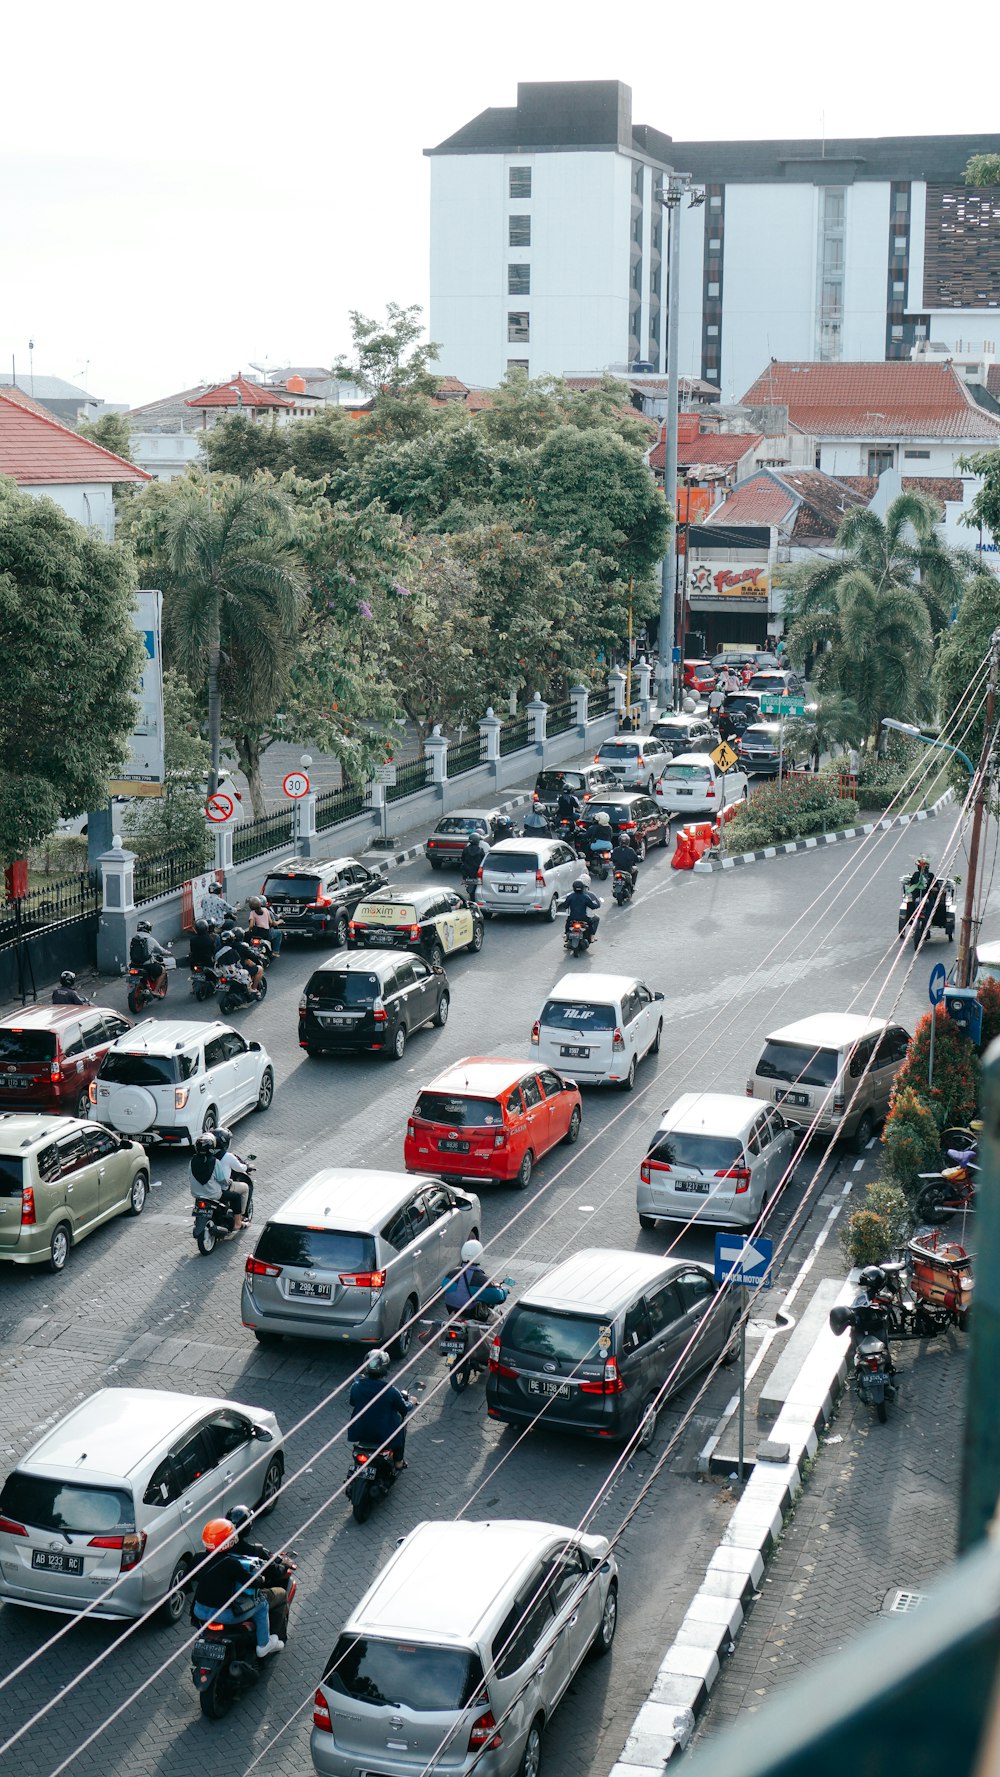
957, 448, 1000, 545
75, 410, 134, 463
891, 1007, 980, 1129
0, 479, 144, 863
964, 153, 1000, 187
933, 570, 1000, 789
333, 302, 441, 398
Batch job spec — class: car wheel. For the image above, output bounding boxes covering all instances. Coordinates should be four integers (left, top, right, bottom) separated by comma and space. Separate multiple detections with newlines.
258, 1454, 284, 1515
333, 912, 349, 947
852, 1111, 874, 1152
651, 1021, 662, 1055
546, 896, 558, 922
646, 776, 656, 794
434, 993, 450, 1028
637, 1394, 658, 1450
302, 1044, 321, 1058
392, 1296, 419, 1360
518, 1718, 544, 1777
253, 1328, 282, 1344
515, 1150, 534, 1190
621, 1055, 638, 1092
155, 1555, 191, 1627
256, 1067, 275, 1112
390, 1025, 407, 1061
127, 1171, 148, 1216
470, 922, 484, 953
75, 1089, 90, 1120
429, 859, 443, 871
639, 1214, 656, 1231
660, 821, 669, 847
201, 1108, 218, 1135
635, 838, 646, 861
48, 1222, 71, 1273
428, 941, 445, 970
563, 1106, 582, 1145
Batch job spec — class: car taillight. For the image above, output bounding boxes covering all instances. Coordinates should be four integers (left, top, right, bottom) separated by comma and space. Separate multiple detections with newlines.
594, 754, 600, 764
488, 1335, 517, 1377
313, 1690, 332, 1732
298, 995, 308, 1014
21, 1186, 36, 1226
339, 1271, 386, 1289
347, 921, 357, 937
407, 1120, 415, 1138
612, 1027, 625, 1052
620, 821, 636, 831
493, 1132, 507, 1148
637, 756, 645, 767
582, 1357, 625, 1395
174, 1087, 189, 1110
531, 1021, 539, 1044
641, 1158, 669, 1182
408, 924, 421, 940
716, 1166, 752, 1192
746, 1078, 753, 1096
50, 1067, 62, 1083
0, 1515, 27, 1536
313, 894, 332, 907
373, 999, 387, 1022
88, 1532, 146, 1570
533, 791, 540, 802
833, 1094, 845, 1113
88, 1082, 97, 1105
477, 866, 484, 880
706, 785, 716, 797
469, 1710, 502, 1751
535, 870, 545, 884
245, 1256, 282, 1278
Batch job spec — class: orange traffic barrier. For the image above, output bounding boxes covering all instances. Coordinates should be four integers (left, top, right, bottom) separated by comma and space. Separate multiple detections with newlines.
672, 825, 695, 870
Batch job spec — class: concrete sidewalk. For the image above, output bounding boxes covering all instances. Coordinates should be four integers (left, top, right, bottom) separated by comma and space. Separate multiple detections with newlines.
690, 1326, 964, 1746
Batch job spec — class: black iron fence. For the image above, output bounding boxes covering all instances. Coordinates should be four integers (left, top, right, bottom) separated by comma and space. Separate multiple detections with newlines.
231, 807, 296, 866
546, 699, 575, 737
0, 874, 101, 950
587, 685, 614, 718
499, 715, 536, 757
386, 757, 431, 803
134, 842, 212, 907
314, 783, 366, 834
446, 732, 488, 778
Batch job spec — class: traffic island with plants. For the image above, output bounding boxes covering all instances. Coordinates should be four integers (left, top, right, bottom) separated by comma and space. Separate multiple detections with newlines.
721, 770, 858, 853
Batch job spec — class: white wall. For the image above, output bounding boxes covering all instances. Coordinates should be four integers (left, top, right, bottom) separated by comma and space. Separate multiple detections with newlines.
130, 430, 204, 482
721, 183, 818, 399
841, 181, 892, 360
676, 199, 706, 383
818, 439, 975, 477
20, 482, 116, 539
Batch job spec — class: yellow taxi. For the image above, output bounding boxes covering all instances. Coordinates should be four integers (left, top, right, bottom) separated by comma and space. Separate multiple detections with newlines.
347, 886, 485, 968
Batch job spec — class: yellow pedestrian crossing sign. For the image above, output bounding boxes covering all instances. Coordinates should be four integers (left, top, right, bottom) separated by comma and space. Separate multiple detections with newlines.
711, 741, 739, 772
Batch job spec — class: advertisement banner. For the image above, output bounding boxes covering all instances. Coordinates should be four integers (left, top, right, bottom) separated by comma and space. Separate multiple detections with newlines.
108, 590, 165, 796
688, 565, 770, 602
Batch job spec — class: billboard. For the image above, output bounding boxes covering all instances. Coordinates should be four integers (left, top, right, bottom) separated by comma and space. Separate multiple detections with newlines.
108, 589, 165, 797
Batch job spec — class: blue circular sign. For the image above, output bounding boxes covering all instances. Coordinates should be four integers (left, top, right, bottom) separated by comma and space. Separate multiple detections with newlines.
928, 962, 948, 1006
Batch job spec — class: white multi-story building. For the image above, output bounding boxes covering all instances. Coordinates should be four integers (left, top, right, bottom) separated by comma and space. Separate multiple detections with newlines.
427, 81, 1000, 399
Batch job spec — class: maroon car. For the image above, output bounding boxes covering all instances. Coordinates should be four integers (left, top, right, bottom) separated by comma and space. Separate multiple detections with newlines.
0, 1005, 132, 1120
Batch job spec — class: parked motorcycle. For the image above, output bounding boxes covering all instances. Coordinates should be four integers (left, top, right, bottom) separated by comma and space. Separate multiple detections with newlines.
347, 1398, 416, 1523
190, 1552, 296, 1718
218, 966, 268, 1016
127, 948, 175, 1014
830, 1291, 898, 1423
858, 1261, 959, 1338
916, 1147, 978, 1223
612, 869, 635, 907
192, 1160, 256, 1255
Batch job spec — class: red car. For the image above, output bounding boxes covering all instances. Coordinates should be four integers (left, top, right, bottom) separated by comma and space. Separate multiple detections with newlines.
683, 659, 717, 695
404, 1056, 583, 1190
0, 1005, 132, 1120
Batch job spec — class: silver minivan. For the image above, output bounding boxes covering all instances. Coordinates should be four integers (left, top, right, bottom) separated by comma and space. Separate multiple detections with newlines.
241, 1168, 481, 1353
638, 1093, 798, 1230
0, 1387, 284, 1623
310, 1518, 618, 1777
478, 838, 582, 920
532, 972, 664, 1090
749, 1013, 911, 1148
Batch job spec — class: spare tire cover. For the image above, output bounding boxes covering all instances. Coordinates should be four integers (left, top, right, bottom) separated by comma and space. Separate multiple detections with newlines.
105, 1085, 159, 1132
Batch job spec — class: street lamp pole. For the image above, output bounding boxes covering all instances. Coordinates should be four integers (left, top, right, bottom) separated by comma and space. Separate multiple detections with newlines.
654, 175, 703, 713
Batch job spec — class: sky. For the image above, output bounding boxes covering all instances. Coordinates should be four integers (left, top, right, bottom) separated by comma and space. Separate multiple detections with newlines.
2, 0, 996, 408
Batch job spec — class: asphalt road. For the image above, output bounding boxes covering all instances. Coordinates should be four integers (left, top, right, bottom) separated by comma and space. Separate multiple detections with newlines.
0, 783, 969, 1777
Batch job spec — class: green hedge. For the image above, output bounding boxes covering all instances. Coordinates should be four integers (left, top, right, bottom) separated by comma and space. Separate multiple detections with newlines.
723, 776, 858, 852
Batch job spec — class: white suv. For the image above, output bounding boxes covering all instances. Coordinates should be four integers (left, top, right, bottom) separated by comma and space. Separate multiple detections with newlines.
91, 1018, 275, 1148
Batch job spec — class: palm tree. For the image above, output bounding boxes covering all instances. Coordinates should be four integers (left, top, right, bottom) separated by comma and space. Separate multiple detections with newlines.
163, 481, 305, 802
788, 572, 933, 746
783, 693, 865, 771
781, 490, 966, 645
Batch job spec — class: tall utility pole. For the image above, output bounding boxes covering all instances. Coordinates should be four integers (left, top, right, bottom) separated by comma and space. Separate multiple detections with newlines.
655, 175, 704, 712
956, 627, 1000, 987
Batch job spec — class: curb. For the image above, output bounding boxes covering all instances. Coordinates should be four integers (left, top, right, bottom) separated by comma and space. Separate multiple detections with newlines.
607, 1279, 855, 1775
360, 793, 530, 871
691, 787, 954, 874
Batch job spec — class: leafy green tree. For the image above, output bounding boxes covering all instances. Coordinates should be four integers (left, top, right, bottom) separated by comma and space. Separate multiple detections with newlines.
530, 424, 671, 589
782, 693, 864, 770
781, 492, 966, 644
200, 413, 291, 479
352, 422, 500, 530
75, 411, 134, 462
788, 572, 933, 745
479, 372, 654, 452
892, 1007, 980, 1129
123, 668, 211, 856
964, 153, 1000, 186
957, 448, 1000, 544
933, 570, 1000, 789
0, 478, 145, 862
334, 302, 441, 399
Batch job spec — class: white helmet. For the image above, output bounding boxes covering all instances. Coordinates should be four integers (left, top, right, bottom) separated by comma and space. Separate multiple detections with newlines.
461, 1239, 484, 1264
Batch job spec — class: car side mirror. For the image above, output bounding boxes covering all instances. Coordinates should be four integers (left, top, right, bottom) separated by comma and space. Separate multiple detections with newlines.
252, 1425, 273, 1443
248, 1039, 262, 1051
654, 991, 664, 1002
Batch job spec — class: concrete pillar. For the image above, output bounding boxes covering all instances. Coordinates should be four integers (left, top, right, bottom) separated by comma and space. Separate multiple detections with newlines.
609, 667, 627, 716
296, 792, 317, 858
480, 707, 502, 766
213, 823, 233, 876
526, 692, 548, 748
636, 657, 653, 702
570, 683, 589, 729
425, 725, 449, 787
96, 837, 137, 975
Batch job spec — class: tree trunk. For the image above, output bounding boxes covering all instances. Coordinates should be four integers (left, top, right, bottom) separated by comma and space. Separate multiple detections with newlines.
207, 622, 222, 798
234, 733, 267, 819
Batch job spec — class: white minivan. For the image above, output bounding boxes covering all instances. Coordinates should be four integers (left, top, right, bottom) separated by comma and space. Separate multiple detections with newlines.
654, 753, 748, 817
478, 838, 584, 920
532, 973, 664, 1090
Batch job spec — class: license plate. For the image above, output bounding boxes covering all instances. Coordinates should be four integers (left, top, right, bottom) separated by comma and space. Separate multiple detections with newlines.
366, 932, 395, 944
528, 1379, 571, 1396
194, 1640, 226, 1664
778, 1090, 808, 1107
439, 1139, 469, 1152
31, 1550, 83, 1574
676, 788, 693, 795
282, 908, 304, 920
1, 1076, 31, 1089
675, 1179, 710, 1194
495, 884, 520, 894
318, 1013, 360, 1026
560, 1046, 591, 1058
288, 1279, 332, 1299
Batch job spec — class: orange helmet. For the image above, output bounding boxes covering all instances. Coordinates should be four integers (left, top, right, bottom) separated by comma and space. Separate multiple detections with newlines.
202, 1517, 235, 1552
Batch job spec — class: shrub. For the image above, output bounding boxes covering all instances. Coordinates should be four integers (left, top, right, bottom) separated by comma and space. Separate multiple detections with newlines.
861, 1180, 912, 1251
881, 1085, 941, 1191
723, 775, 857, 852
977, 976, 1000, 1053
892, 1007, 980, 1129
839, 1181, 912, 1268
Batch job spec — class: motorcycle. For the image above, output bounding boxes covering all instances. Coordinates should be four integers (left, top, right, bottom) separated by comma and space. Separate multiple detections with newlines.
347, 1397, 416, 1523
862, 1259, 961, 1338
829, 1292, 898, 1423
192, 1160, 256, 1255
916, 1147, 977, 1224
246, 932, 274, 969
218, 965, 268, 1016
190, 1552, 296, 1719
897, 874, 957, 950
612, 869, 635, 907
189, 962, 220, 1002
127, 947, 175, 1014
428, 1285, 513, 1393
563, 918, 597, 957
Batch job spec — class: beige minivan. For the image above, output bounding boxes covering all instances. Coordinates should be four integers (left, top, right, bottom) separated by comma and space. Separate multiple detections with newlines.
0, 1114, 150, 1273
749, 1013, 910, 1149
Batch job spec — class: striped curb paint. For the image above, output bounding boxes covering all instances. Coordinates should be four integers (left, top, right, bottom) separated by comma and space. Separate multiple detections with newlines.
361, 793, 531, 871
691, 787, 954, 874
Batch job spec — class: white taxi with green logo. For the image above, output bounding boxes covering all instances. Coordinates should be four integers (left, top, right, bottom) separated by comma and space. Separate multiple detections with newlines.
347, 886, 485, 967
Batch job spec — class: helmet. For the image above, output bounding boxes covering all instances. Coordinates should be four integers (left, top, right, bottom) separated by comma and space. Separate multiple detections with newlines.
214, 1127, 233, 1154
230, 927, 245, 943
461, 1239, 484, 1264
248, 896, 264, 911
209, 883, 223, 896
202, 1517, 235, 1552
195, 1133, 217, 1153
195, 919, 209, 935
593, 812, 611, 827
859, 1265, 886, 1294
227, 1504, 253, 1534
573, 879, 587, 893
365, 1349, 391, 1378
136, 919, 152, 933
220, 929, 235, 944
494, 815, 513, 832
59, 970, 76, 988
916, 854, 929, 867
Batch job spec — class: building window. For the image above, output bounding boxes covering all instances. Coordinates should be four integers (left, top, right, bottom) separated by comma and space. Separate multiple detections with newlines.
632, 162, 644, 196
825, 191, 845, 228
508, 264, 530, 296
707, 281, 720, 297
509, 215, 531, 247
707, 324, 719, 335
867, 448, 895, 475
709, 238, 721, 251
507, 359, 529, 372
507, 312, 530, 343
817, 185, 846, 360
891, 324, 904, 339
893, 280, 905, 295
893, 235, 907, 256
710, 194, 722, 207
509, 166, 531, 199
904, 448, 931, 459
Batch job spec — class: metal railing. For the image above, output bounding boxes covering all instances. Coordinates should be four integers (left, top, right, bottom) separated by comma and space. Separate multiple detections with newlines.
446, 733, 488, 778
231, 807, 296, 866
133, 842, 212, 907
547, 699, 575, 737
587, 685, 614, 718
0, 874, 101, 950
314, 783, 366, 833
499, 715, 536, 757
386, 757, 431, 803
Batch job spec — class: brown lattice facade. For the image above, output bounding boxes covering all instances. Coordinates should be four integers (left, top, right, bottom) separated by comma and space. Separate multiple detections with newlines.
923, 183, 1000, 309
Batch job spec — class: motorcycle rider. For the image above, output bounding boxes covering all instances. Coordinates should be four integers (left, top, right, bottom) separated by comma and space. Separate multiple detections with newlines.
129, 919, 170, 995
559, 878, 602, 944
226, 1504, 290, 1637
906, 855, 934, 898
189, 1132, 248, 1231
491, 813, 515, 843
188, 919, 219, 974
247, 894, 283, 955
522, 802, 551, 837
443, 1239, 509, 1322
192, 1518, 284, 1659
348, 1349, 413, 1471
611, 835, 641, 896
214, 927, 264, 998
51, 971, 90, 1006
459, 833, 488, 904
555, 784, 582, 832
202, 881, 239, 930
213, 1127, 253, 1208
578, 809, 614, 872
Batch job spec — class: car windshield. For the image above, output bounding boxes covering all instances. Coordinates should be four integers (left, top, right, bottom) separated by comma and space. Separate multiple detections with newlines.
648, 1131, 743, 1171
324, 1635, 485, 1713
414, 1092, 504, 1127
482, 852, 536, 876
262, 875, 322, 899
598, 743, 640, 760
662, 765, 710, 781
0, 1156, 23, 1196
744, 729, 777, 750
504, 1306, 607, 1363
0, 1474, 134, 1535
0, 1030, 56, 1064
540, 1001, 616, 1031
585, 803, 632, 824
306, 972, 381, 1007
727, 697, 759, 716
435, 817, 486, 835
253, 1226, 376, 1271
536, 771, 583, 793
757, 1040, 839, 1087
98, 1052, 190, 1086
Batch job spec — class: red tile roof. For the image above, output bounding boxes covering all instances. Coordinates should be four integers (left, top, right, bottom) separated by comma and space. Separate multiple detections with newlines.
0, 386, 150, 486
708, 479, 798, 528
650, 432, 760, 471
186, 373, 292, 411
740, 361, 1000, 439
707, 467, 865, 537
836, 474, 966, 504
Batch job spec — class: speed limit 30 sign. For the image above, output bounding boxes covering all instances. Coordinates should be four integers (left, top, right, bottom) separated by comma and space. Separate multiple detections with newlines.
282, 771, 311, 799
